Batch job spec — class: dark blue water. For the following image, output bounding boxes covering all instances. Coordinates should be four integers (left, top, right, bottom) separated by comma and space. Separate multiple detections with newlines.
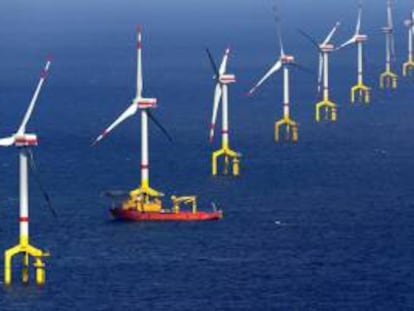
1, 0, 414, 310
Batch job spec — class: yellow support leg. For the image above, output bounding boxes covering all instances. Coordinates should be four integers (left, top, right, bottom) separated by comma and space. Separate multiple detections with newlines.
275, 117, 298, 142
351, 83, 371, 104
380, 71, 398, 89
4, 240, 48, 286
315, 99, 337, 122
212, 147, 241, 176
403, 61, 414, 77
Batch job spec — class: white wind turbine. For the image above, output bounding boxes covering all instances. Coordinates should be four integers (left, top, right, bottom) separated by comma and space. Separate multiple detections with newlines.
337, 3, 370, 103
403, 5, 414, 76
93, 26, 172, 206
206, 47, 241, 176
300, 21, 341, 122
0, 58, 52, 286
380, 0, 398, 89
248, 25, 299, 142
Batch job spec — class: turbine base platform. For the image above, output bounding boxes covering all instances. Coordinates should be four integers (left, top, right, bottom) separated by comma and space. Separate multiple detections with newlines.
315, 100, 337, 122
351, 83, 370, 104
380, 71, 398, 89
403, 60, 414, 77
275, 117, 298, 142
212, 147, 241, 176
4, 241, 48, 286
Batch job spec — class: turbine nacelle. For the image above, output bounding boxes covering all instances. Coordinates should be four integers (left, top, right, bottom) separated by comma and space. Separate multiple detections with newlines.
281, 55, 295, 64
219, 74, 236, 84
355, 34, 368, 43
15, 134, 38, 147
404, 19, 414, 27
135, 98, 157, 109
382, 26, 393, 34
320, 44, 335, 52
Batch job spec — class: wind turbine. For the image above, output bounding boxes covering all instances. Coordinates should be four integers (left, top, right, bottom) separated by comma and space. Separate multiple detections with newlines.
206, 47, 241, 176
247, 22, 299, 142
0, 58, 52, 286
403, 5, 414, 76
300, 21, 341, 122
337, 3, 370, 104
93, 26, 172, 211
380, 0, 398, 89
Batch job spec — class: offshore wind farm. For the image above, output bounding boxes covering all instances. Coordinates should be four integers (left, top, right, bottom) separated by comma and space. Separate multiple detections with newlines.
1, 0, 414, 310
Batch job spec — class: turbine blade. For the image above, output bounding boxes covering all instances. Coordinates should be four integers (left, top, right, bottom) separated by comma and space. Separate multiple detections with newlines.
271, 1, 285, 56
92, 103, 138, 145
136, 25, 143, 98
387, 0, 393, 28
390, 34, 396, 60
247, 60, 282, 95
298, 29, 321, 51
17, 58, 52, 135
337, 37, 357, 50
356, 5, 362, 35
206, 48, 220, 79
209, 84, 222, 142
147, 110, 173, 143
322, 21, 341, 46
219, 47, 231, 75
0, 136, 15, 146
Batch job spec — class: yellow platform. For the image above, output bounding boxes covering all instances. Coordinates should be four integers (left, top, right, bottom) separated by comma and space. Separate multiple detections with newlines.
380, 71, 398, 89
275, 117, 298, 142
212, 147, 240, 176
351, 83, 370, 104
4, 237, 48, 286
315, 99, 337, 122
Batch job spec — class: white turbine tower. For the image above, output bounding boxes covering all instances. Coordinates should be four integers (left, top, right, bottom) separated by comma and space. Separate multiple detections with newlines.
300, 21, 341, 122
248, 26, 299, 142
206, 47, 241, 176
93, 26, 172, 211
337, 4, 370, 104
380, 0, 398, 89
403, 7, 414, 76
0, 58, 52, 286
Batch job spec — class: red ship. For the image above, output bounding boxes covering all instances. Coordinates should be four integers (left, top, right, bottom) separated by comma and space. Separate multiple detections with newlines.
106, 192, 223, 222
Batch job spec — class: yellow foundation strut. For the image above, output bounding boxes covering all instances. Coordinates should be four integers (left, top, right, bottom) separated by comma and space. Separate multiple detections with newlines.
275, 117, 298, 142
315, 99, 337, 122
212, 145, 240, 176
380, 70, 398, 89
351, 83, 370, 104
4, 237, 49, 286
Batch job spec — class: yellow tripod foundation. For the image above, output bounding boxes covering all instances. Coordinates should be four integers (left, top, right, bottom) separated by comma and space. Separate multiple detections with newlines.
315, 99, 337, 122
351, 83, 370, 104
212, 143, 240, 176
275, 117, 298, 142
4, 237, 49, 286
380, 70, 398, 89
124, 179, 164, 213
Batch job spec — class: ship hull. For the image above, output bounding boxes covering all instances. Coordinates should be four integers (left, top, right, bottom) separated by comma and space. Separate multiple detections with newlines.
110, 208, 223, 221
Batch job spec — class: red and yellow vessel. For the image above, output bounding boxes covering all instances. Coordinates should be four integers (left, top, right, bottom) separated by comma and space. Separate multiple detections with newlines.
108, 192, 222, 222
